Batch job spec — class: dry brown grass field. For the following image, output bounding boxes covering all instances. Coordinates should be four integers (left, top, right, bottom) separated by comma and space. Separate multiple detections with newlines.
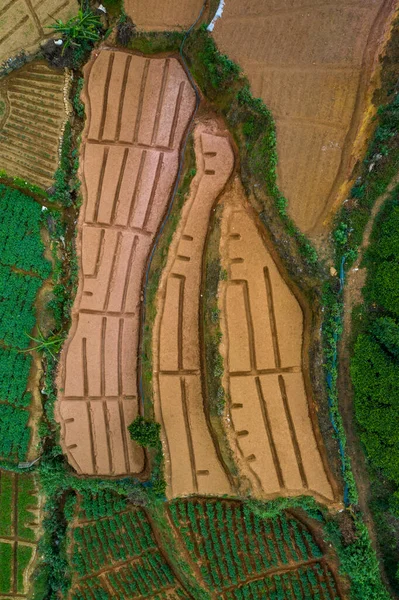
213, 0, 398, 235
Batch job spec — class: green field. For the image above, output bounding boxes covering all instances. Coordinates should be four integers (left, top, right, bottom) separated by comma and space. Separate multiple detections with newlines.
0, 184, 51, 462
69, 493, 341, 600
0, 470, 39, 597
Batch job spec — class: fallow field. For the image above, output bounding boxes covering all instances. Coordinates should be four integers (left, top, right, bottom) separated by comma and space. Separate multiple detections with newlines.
153, 120, 234, 498
212, 0, 398, 234
56, 48, 196, 476
218, 180, 336, 504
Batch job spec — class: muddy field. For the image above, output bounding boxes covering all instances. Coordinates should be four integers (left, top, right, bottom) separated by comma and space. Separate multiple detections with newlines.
213, 0, 397, 235
153, 120, 234, 497
219, 180, 336, 504
0, 61, 67, 189
56, 49, 196, 476
124, 0, 204, 31
0, 0, 78, 66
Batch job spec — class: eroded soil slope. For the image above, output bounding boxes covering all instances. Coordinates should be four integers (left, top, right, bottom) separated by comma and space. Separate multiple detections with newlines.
0, 61, 68, 189
219, 181, 337, 504
153, 120, 234, 497
56, 48, 196, 476
0, 0, 78, 66
213, 0, 397, 234
124, 0, 204, 31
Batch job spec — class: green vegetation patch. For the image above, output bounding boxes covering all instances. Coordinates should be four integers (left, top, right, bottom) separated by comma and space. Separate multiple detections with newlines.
0, 185, 50, 462
0, 471, 39, 597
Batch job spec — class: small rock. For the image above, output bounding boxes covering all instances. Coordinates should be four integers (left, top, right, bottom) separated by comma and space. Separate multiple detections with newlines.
330, 266, 337, 277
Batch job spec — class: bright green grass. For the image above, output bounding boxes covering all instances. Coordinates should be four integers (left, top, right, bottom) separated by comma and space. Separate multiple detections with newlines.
17, 544, 33, 594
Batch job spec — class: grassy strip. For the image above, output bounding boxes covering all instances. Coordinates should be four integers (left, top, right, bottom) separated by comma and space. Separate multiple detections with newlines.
349, 192, 399, 592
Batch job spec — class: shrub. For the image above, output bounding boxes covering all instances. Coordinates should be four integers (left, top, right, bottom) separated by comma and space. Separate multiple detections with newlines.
128, 416, 161, 449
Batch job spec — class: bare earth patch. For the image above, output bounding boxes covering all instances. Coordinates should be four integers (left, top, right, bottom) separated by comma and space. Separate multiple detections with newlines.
213, 0, 397, 235
219, 180, 337, 505
124, 0, 204, 31
56, 48, 196, 476
0, 60, 67, 189
0, 0, 78, 66
153, 120, 234, 497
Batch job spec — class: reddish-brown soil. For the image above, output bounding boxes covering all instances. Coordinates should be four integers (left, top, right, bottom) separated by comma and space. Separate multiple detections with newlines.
56, 49, 196, 476
219, 180, 336, 504
0, 0, 78, 66
213, 0, 398, 235
0, 61, 67, 189
153, 120, 234, 497
124, 0, 204, 31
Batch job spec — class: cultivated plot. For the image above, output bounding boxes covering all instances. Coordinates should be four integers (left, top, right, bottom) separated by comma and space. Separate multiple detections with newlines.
69, 492, 192, 600
169, 498, 343, 600
0, 61, 68, 189
0, 0, 78, 66
56, 49, 196, 476
219, 182, 335, 504
124, 0, 204, 31
213, 0, 397, 234
153, 121, 234, 497
0, 471, 40, 598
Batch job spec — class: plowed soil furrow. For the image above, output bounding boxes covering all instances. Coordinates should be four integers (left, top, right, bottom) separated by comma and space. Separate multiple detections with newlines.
0, 61, 67, 188
124, 0, 204, 31
153, 121, 234, 497
218, 180, 337, 504
56, 49, 196, 476
0, 0, 78, 65
213, 0, 398, 235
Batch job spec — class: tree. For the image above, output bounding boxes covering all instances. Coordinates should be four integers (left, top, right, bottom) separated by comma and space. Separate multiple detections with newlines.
48, 9, 101, 54
128, 417, 160, 449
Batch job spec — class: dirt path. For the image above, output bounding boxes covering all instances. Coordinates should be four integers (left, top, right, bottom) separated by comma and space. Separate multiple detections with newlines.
56, 48, 196, 476
153, 119, 234, 497
212, 0, 398, 236
218, 180, 337, 506
338, 174, 399, 582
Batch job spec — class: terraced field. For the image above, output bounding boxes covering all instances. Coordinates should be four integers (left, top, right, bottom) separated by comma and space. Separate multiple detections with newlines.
0, 61, 68, 189
218, 181, 336, 504
0, 0, 78, 66
0, 471, 40, 598
212, 0, 397, 234
124, 0, 204, 31
56, 49, 196, 476
69, 493, 343, 600
153, 120, 234, 498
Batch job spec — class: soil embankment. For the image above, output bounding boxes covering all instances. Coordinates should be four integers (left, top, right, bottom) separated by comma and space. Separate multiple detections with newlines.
212, 0, 398, 235
153, 120, 234, 497
56, 49, 196, 476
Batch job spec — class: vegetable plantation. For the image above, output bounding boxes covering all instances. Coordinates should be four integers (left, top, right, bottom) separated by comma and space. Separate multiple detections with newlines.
0, 470, 39, 597
70, 494, 342, 600
0, 185, 51, 461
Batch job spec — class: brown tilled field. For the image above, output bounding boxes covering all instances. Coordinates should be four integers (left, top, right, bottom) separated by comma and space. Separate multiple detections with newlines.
56, 48, 196, 476
0, 61, 67, 188
153, 120, 234, 497
124, 0, 204, 31
0, 0, 78, 66
219, 180, 336, 504
213, 0, 397, 234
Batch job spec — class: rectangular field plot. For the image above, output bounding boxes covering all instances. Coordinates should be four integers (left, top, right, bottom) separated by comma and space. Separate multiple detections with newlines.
0, 471, 40, 598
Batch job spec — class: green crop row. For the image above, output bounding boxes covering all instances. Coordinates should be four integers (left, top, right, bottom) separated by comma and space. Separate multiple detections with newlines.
169, 499, 324, 592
